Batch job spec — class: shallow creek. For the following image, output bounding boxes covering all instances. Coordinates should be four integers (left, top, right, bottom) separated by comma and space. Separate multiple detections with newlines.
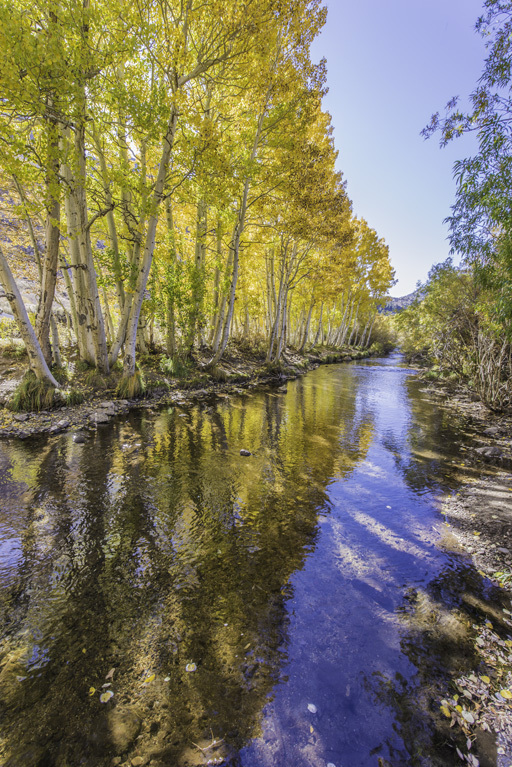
0, 354, 505, 766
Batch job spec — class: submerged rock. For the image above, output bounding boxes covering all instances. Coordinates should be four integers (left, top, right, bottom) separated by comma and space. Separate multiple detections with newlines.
475, 446, 502, 458
108, 708, 142, 754
240, 449, 251, 457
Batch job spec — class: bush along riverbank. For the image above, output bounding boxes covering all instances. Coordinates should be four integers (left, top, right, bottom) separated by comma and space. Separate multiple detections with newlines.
0, 344, 374, 440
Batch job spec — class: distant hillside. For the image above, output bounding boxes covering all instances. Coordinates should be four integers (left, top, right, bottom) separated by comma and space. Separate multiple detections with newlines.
380, 288, 422, 314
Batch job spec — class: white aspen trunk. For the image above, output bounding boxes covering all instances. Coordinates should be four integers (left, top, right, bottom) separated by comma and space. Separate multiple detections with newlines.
357, 316, 371, 348
92, 124, 125, 312
266, 246, 287, 363
340, 296, 355, 346
298, 296, 315, 352
184, 198, 207, 355
265, 251, 276, 336
211, 248, 233, 354
275, 285, 289, 362
334, 293, 349, 346
209, 225, 222, 346
206, 93, 270, 369
364, 313, 377, 348
123, 109, 179, 377
50, 313, 62, 367
165, 198, 177, 356
63, 166, 97, 365
74, 122, 110, 373
348, 296, 362, 346
313, 303, 324, 346
0, 244, 59, 387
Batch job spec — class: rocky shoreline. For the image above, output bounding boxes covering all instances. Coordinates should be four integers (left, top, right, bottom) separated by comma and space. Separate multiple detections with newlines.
0, 350, 366, 442
415, 380, 512, 766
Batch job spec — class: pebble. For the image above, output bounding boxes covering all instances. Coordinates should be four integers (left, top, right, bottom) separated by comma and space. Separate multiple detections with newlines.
498, 547, 510, 554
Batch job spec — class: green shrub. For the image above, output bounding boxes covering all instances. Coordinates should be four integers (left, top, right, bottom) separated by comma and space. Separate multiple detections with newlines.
159, 355, 191, 378
1, 341, 28, 360
9, 371, 56, 412
116, 370, 146, 398
51, 365, 69, 385
64, 388, 85, 406
84, 369, 108, 389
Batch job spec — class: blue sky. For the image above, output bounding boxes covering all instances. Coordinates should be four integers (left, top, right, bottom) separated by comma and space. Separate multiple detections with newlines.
311, 0, 486, 295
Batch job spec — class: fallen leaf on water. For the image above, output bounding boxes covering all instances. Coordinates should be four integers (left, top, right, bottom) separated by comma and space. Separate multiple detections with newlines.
481, 676, 490, 684
145, 674, 156, 683
309, 725, 314, 733
462, 710, 475, 724
185, 663, 197, 673
307, 703, 317, 714
500, 689, 512, 699
440, 705, 451, 718
105, 668, 115, 680
89, 687, 96, 696
99, 690, 114, 703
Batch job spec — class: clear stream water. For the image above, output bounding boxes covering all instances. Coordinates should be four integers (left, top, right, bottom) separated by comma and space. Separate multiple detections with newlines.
0, 354, 504, 767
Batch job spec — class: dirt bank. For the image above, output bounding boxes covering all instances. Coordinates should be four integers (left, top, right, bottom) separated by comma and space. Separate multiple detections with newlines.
417, 381, 512, 766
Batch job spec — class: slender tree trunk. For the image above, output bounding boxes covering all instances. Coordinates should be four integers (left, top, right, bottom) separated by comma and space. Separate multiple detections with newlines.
206, 98, 269, 368
184, 198, 207, 355
299, 296, 315, 353
340, 296, 355, 346
0, 244, 59, 387
364, 313, 377, 348
313, 303, 324, 346
50, 313, 62, 367
348, 296, 362, 346
123, 109, 178, 377
164, 197, 177, 356
92, 123, 125, 312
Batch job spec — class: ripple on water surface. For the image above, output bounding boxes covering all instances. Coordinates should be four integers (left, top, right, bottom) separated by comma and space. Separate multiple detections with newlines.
0, 355, 502, 766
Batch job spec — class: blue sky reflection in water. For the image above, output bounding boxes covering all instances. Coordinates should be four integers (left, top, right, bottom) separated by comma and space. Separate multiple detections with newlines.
0, 356, 498, 766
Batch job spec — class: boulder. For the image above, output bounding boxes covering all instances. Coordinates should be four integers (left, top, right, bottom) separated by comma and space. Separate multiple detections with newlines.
475, 446, 502, 458
89, 411, 110, 424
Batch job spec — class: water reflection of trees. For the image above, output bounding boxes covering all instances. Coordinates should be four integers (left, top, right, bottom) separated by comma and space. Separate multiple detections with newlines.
371, 561, 508, 767
0, 373, 374, 766
387, 379, 474, 494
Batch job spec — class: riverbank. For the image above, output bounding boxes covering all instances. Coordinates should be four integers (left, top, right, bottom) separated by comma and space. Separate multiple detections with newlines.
0, 346, 372, 440
416, 380, 512, 766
